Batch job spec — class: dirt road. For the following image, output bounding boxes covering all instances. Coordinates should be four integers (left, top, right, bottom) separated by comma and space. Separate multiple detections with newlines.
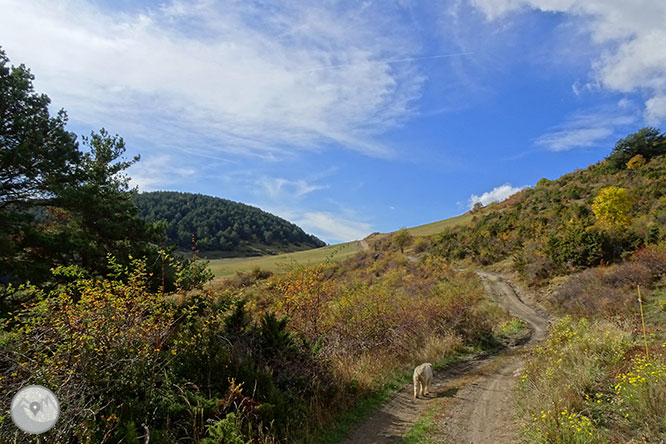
339, 271, 550, 444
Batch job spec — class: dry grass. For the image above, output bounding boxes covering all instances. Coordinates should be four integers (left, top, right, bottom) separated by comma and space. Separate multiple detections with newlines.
329, 335, 464, 392
551, 245, 666, 317
402, 213, 474, 237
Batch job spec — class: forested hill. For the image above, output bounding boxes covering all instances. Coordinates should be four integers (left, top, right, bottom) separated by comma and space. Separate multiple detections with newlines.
133, 191, 325, 254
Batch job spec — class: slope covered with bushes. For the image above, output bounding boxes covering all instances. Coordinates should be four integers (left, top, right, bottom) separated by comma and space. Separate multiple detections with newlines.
134, 191, 325, 254
429, 128, 666, 281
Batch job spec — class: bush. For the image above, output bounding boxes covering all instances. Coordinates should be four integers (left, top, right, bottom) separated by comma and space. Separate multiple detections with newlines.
552, 246, 666, 317
0, 257, 339, 443
202, 413, 248, 444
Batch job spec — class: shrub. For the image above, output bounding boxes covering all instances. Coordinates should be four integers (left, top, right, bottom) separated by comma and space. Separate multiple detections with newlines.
552, 245, 666, 317
544, 222, 606, 273
202, 413, 248, 444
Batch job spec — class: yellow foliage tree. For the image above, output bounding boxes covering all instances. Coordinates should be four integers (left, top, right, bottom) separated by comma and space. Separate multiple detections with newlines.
592, 186, 633, 229
626, 154, 646, 169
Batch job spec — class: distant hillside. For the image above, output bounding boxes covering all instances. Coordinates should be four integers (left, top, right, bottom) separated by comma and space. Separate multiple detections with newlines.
428, 127, 666, 281
134, 191, 325, 255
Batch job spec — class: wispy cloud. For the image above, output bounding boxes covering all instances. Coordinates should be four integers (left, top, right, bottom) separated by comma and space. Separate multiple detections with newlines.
469, 0, 666, 123
536, 127, 613, 152
259, 177, 327, 199
253, 204, 374, 244
469, 183, 524, 208
129, 154, 196, 192
0, 0, 426, 159
535, 108, 637, 151
297, 212, 373, 243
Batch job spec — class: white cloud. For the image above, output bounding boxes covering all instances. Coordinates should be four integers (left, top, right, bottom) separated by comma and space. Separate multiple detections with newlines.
469, 0, 666, 123
469, 183, 524, 208
535, 108, 637, 151
536, 127, 611, 151
259, 177, 326, 199
645, 95, 666, 125
246, 204, 372, 244
129, 154, 196, 192
297, 212, 373, 243
469, 0, 529, 20
0, 0, 425, 158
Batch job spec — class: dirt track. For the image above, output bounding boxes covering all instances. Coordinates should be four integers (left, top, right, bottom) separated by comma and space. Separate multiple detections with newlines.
339, 271, 550, 444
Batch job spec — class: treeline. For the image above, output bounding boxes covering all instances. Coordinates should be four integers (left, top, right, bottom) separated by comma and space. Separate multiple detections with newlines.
134, 191, 325, 252
428, 127, 666, 281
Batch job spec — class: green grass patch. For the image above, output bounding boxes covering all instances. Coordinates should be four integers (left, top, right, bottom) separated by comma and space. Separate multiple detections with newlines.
493, 317, 530, 346
402, 407, 438, 444
497, 318, 528, 336
208, 241, 360, 277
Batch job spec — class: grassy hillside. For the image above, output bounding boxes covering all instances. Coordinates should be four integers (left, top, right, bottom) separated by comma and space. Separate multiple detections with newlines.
207, 211, 473, 277
402, 213, 474, 237
208, 241, 361, 277
432, 128, 666, 444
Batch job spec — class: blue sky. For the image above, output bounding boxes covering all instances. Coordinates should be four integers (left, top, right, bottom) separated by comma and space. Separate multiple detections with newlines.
1, 0, 665, 244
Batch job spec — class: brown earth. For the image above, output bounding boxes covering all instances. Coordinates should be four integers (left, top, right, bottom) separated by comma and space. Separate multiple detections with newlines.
339, 271, 551, 444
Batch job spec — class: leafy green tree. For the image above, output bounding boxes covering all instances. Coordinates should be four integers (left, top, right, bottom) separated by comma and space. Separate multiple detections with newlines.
393, 227, 413, 253
607, 127, 666, 171
58, 129, 163, 273
0, 48, 81, 208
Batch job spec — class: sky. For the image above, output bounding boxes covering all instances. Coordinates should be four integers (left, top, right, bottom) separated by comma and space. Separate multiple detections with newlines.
1, 0, 665, 244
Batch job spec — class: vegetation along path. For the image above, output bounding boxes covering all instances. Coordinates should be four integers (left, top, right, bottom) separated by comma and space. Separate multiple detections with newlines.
339, 271, 550, 444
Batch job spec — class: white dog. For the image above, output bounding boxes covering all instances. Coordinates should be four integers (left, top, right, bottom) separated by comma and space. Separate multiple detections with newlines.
413, 363, 433, 398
